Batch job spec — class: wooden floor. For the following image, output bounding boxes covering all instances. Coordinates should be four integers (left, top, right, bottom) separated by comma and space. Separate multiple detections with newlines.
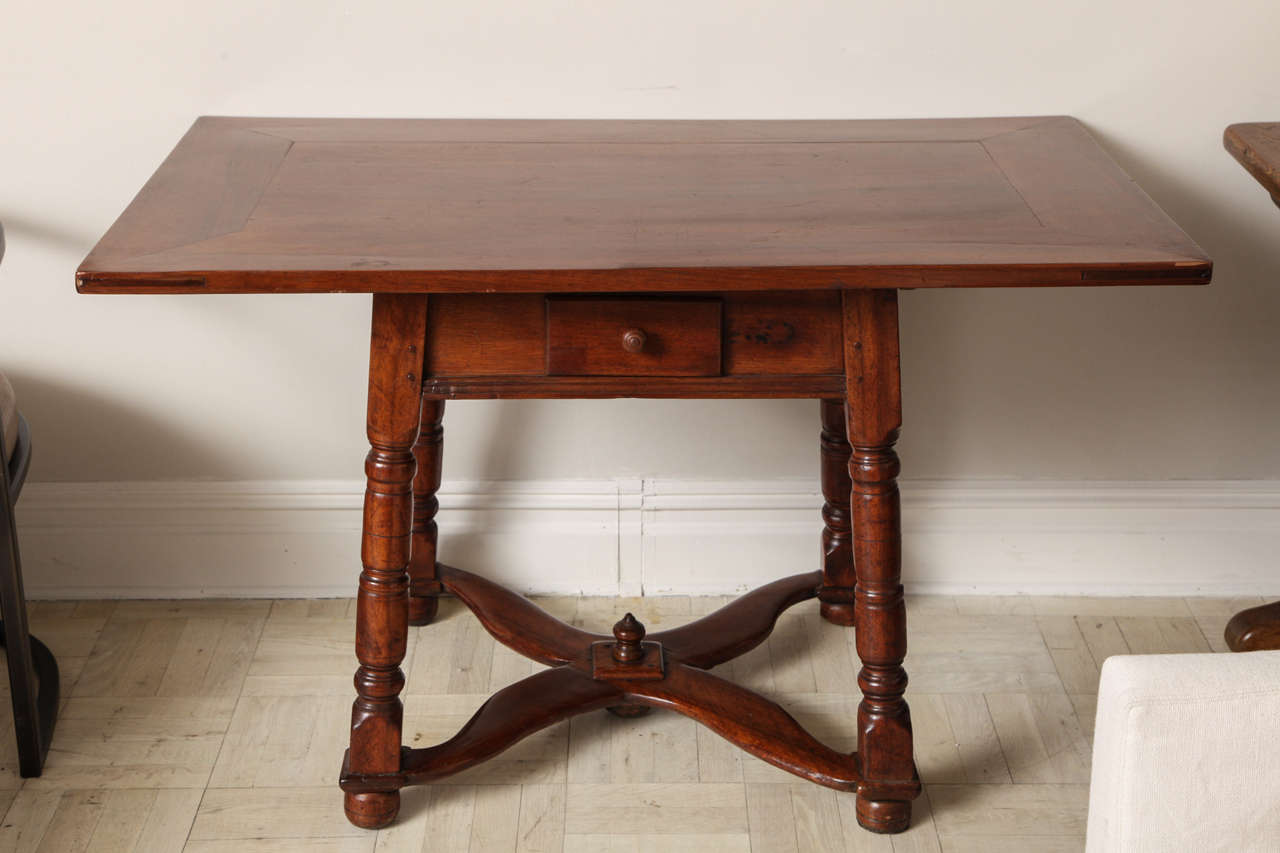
0, 592, 1258, 852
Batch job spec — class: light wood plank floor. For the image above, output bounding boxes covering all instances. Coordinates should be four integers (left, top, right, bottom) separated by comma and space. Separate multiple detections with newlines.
0, 593, 1256, 852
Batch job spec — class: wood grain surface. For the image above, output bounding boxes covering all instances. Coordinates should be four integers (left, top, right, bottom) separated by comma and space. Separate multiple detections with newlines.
545, 297, 722, 377
1225, 122, 1280, 204
78, 117, 1210, 293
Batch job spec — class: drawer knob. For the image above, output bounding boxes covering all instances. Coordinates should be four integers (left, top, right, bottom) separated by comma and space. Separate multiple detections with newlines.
621, 328, 647, 353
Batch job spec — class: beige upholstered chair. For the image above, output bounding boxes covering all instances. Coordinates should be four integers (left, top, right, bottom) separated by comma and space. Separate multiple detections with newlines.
1086, 651, 1280, 851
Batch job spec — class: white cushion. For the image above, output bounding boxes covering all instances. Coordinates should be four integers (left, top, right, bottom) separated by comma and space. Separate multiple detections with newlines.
0, 372, 15, 464
1087, 650, 1280, 852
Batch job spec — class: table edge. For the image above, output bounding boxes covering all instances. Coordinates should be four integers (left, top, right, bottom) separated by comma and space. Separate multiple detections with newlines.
1225, 122, 1280, 201
76, 260, 1213, 294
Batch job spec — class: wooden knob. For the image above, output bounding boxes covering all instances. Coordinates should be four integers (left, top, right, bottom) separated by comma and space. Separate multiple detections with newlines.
612, 612, 646, 662
621, 328, 647, 353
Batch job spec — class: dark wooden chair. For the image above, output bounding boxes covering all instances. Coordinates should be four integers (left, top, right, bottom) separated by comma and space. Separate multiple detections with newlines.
0, 223, 59, 775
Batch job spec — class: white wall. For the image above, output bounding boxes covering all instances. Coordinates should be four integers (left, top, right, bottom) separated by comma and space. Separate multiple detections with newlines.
13, 479, 1280, 599
2, 2, 1280, 595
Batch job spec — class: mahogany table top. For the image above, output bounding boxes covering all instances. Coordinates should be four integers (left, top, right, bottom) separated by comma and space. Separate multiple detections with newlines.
1225, 122, 1280, 204
78, 116, 1210, 294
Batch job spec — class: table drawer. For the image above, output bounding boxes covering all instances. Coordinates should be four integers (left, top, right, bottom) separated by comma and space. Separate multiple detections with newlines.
546, 297, 722, 376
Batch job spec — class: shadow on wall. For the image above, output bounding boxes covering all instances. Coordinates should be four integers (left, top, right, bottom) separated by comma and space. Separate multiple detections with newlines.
0, 212, 96, 256
1, 369, 237, 482
1087, 124, 1280, 270
451, 394, 826, 483
0, 216, 236, 481
897, 122, 1280, 480
468, 397, 555, 483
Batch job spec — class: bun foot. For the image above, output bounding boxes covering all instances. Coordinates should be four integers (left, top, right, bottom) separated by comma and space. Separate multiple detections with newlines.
408, 594, 439, 627
345, 791, 400, 829
819, 600, 856, 627
1225, 601, 1280, 652
855, 796, 911, 834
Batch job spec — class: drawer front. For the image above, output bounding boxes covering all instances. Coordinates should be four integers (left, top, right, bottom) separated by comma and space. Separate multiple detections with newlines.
546, 298, 722, 376
723, 291, 842, 375
425, 291, 842, 380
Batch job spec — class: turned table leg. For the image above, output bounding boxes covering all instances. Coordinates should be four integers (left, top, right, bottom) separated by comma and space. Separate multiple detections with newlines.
818, 398, 855, 626
408, 398, 445, 626
843, 290, 919, 833
345, 294, 427, 829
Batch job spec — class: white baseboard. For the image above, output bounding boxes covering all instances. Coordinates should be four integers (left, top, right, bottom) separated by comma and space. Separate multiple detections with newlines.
13, 479, 1280, 599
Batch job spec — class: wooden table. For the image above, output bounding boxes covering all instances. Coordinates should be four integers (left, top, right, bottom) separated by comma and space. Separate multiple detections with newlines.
1223, 122, 1280, 652
78, 116, 1210, 835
